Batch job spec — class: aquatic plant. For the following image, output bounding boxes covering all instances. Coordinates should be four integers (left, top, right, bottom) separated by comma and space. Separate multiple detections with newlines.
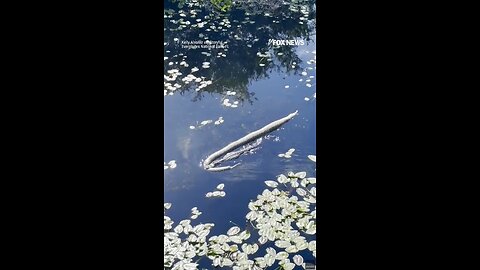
164, 155, 316, 269
210, 0, 233, 12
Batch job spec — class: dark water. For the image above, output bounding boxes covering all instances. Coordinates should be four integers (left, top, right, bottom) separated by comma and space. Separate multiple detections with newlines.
164, 0, 316, 267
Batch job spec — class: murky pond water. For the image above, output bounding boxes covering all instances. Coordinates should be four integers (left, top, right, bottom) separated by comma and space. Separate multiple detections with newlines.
164, 1, 316, 268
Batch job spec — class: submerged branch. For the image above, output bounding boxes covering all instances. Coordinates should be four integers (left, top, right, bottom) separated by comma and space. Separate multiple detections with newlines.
203, 110, 299, 171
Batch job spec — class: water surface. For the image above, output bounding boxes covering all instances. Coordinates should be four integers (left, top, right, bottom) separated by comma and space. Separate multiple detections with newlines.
164, 0, 317, 267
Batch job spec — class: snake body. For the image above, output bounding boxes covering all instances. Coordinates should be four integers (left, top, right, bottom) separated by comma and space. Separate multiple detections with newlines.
203, 110, 299, 171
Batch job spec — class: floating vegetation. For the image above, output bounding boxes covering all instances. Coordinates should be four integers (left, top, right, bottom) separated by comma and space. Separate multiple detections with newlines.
222, 98, 239, 108
278, 148, 295, 158
191, 207, 202, 219
164, 160, 177, 170
164, 0, 316, 101
214, 116, 224, 125
189, 117, 225, 129
205, 182, 227, 198
164, 165, 316, 270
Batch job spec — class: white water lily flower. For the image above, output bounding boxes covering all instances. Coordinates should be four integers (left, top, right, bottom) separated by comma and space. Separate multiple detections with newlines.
164, 159, 316, 268
282, 261, 296, 270
241, 243, 249, 253
301, 178, 309, 187
222, 258, 234, 267
296, 240, 309, 251
200, 120, 212, 125
229, 244, 239, 252
278, 153, 285, 157
277, 174, 289, 183
212, 257, 221, 267
304, 195, 316, 203
307, 177, 316, 184
308, 155, 316, 162
275, 251, 289, 260
258, 236, 267, 245
295, 171, 307, 178
296, 188, 307, 196
275, 240, 291, 248
306, 83, 312, 87
229, 235, 243, 244
264, 181, 278, 188
183, 224, 193, 234
305, 220, 316, 235
251, 243, 259, 254
216, 183, 224, 190
219, 191, 226, 197
164, 203, 172, 210
246, 211, 257, 221
305, 97, 310, 101
183, 263, 198, 270
174, 225, 183, 234
285, 85, 289, 88
214, 117, 224, 125
265, 247, 276, 266
205, 192, 213, 198
185, 250, 196, 259
285, 245, 299, 253
255, 257, 267, 268
222, 99, 231, 106
227, 226, 241, 236
266, 228, 276, 241
239, 230, 251, 240
291, 179, 299, 188
308, 240, 316, 251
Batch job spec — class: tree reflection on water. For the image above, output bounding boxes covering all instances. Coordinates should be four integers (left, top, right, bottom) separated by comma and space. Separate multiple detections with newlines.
164, 0, 316, 104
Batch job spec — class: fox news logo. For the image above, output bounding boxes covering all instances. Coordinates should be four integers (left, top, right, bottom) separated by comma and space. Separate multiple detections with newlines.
268, 39, 305, 46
